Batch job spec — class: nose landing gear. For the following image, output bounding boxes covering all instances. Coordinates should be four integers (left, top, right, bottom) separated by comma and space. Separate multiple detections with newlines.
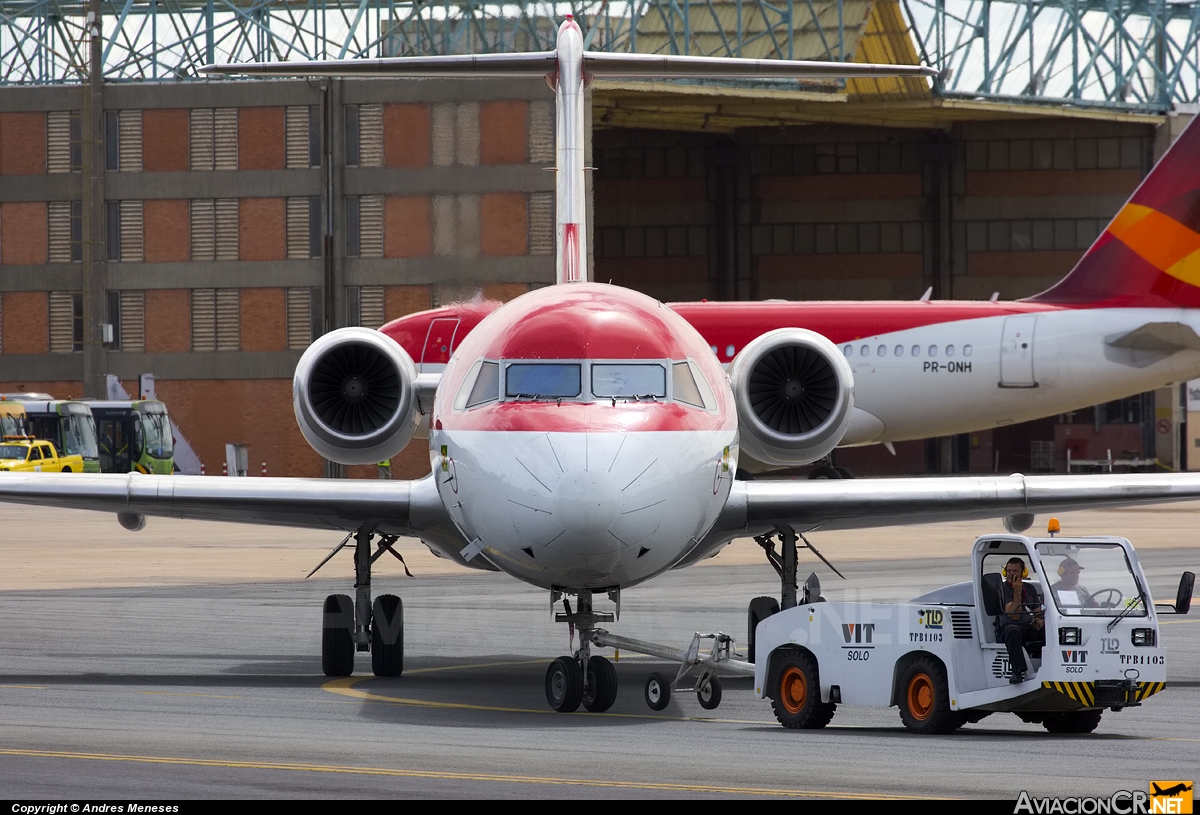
544, 589, 620, 712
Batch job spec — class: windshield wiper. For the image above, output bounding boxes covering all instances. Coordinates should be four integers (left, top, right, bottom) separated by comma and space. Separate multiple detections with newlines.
510, 393, 541, 402
1107, 592, 1146, 632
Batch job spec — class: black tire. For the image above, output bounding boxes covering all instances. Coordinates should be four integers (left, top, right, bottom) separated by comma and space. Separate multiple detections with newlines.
644, 672, 671, 711
897, 655, 961, 734
61, 467, 71, 473
832, 466, 854, 479
321, 593, 354, 677
1042, 710, 1103, 734
371, 594, 403, 677
808, 465, 841, 480
747, 596, 780, 663
545, 656, 583, 712
582, 655, 618, 713
697, 675, 723, 710
770, 651, 836, 729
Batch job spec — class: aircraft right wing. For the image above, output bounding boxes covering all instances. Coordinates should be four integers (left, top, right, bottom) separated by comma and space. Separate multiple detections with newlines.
687, 472, 1200, 566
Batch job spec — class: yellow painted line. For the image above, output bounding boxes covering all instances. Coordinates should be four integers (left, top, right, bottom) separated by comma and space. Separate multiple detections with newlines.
1160, 618, 1199, 625
140, 692, 244, 699
0, 747, 936, 798
0, 685, 46, 690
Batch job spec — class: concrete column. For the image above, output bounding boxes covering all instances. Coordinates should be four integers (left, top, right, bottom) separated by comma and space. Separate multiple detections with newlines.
83, 0, 108, 398
1154, 385, 1181, 470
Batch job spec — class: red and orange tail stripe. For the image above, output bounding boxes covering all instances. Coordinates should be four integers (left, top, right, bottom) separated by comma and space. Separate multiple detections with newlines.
1106, 204, 1200, 289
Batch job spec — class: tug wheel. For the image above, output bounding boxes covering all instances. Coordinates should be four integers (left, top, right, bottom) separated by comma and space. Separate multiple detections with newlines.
897, 656, 962, 734
770, 651, 835, 729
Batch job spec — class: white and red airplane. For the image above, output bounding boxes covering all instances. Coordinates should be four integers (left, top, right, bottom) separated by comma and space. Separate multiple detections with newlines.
3, 19, 1200, 714
383, 95, 1200, 475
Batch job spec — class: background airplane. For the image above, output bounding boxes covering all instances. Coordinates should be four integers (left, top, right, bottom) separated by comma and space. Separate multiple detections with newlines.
2, 19, 1199, 715
382, 111, 1200, 475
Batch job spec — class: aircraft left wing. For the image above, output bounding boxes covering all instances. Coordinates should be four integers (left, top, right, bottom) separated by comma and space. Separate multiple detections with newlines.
688, 472, 1200, 565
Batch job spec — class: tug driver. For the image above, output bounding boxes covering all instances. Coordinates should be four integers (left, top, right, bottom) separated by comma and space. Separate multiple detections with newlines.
1000, 556, 1044, 684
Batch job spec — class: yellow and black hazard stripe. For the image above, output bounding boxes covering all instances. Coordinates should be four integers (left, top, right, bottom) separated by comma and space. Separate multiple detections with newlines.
1133, 681, 1165, 701
1042, 681, 1095, 707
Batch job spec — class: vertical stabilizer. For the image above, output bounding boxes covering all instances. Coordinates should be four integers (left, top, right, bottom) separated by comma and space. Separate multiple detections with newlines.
1030, 114, 1200, 308
552, 17, 588, 284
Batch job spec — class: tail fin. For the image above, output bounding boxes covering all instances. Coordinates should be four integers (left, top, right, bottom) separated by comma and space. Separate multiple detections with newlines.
1031, 114, 1200, 308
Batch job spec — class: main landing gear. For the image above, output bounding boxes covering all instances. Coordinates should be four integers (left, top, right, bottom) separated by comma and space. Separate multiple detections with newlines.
749, 526, 843, 663
543, 587, 754, 714
315, 527, 410, 678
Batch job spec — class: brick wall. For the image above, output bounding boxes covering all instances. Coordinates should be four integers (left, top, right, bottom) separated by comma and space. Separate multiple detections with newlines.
239, 197, 286, 261
144, 289, 191, 353
384, 285, 432, 322
384, 104, 431, 167
0, 380, 84, 399
142, 109, 189, 172
0, 202, 48, 265
1, 291, 49, 354
239, 288, 286, 352
480, 193, 527, 256
481, 282, 529, 302
238, 107, 285, 171
154, 379, 325, 478
384, 196, 431, 257
479, 101, 528, 165
0, 112, 46, 175
143, 199, 190, 262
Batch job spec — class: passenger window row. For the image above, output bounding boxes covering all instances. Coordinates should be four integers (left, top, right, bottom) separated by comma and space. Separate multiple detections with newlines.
843, 343, 973, 358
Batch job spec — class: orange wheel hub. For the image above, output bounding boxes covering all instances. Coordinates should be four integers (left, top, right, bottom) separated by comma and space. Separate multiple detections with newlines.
907, 672, 934, 721
780, 666, 807, 714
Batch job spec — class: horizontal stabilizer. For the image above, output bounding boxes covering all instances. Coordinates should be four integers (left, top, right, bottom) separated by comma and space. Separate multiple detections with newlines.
203, 52, 935, 81
203, 51, 558, 77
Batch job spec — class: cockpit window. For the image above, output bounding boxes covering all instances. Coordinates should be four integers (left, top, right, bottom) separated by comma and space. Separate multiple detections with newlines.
505, 363, 581, 398
592, 364, 666, 399
465, 361, 499, 408
672, 362, 705, 408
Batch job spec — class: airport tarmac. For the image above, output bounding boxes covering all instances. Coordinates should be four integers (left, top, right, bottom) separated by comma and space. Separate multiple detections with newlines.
0, 501, 1197, 799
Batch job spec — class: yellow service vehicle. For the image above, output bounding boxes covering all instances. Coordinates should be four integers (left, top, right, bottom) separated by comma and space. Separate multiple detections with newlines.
0, 438, 85, 473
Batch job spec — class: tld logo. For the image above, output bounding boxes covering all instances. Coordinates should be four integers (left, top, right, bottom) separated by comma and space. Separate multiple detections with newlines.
917, 609, 944, 629
842, 623, 875, 644
1061, 649, 1088, 664
1100, 638, 1120, 654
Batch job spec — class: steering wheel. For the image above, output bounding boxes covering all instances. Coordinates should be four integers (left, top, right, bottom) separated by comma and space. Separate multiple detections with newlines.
1086, 588, 1123, 609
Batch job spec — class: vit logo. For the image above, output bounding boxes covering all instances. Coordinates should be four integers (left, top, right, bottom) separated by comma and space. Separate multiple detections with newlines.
1101, 638, 1120, 654
842, 623, 876, 644
1061, 650, 1088, 664
917, 609, 944, 629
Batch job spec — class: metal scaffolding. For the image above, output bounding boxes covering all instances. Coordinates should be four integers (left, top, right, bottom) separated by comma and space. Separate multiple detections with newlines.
2, 0, 1199, 111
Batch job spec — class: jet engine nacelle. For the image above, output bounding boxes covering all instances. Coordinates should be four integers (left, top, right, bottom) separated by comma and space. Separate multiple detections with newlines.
293, 327, 421, 465
728, 328, 855, 467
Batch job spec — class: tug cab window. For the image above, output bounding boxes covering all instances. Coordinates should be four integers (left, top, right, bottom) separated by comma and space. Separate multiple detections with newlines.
505, 363, 581, 398
592, 364, 666, 399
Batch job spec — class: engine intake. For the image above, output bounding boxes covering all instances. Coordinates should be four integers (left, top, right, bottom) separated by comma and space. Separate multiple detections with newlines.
729, 328, 854, 466
294, 327, 421, 465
